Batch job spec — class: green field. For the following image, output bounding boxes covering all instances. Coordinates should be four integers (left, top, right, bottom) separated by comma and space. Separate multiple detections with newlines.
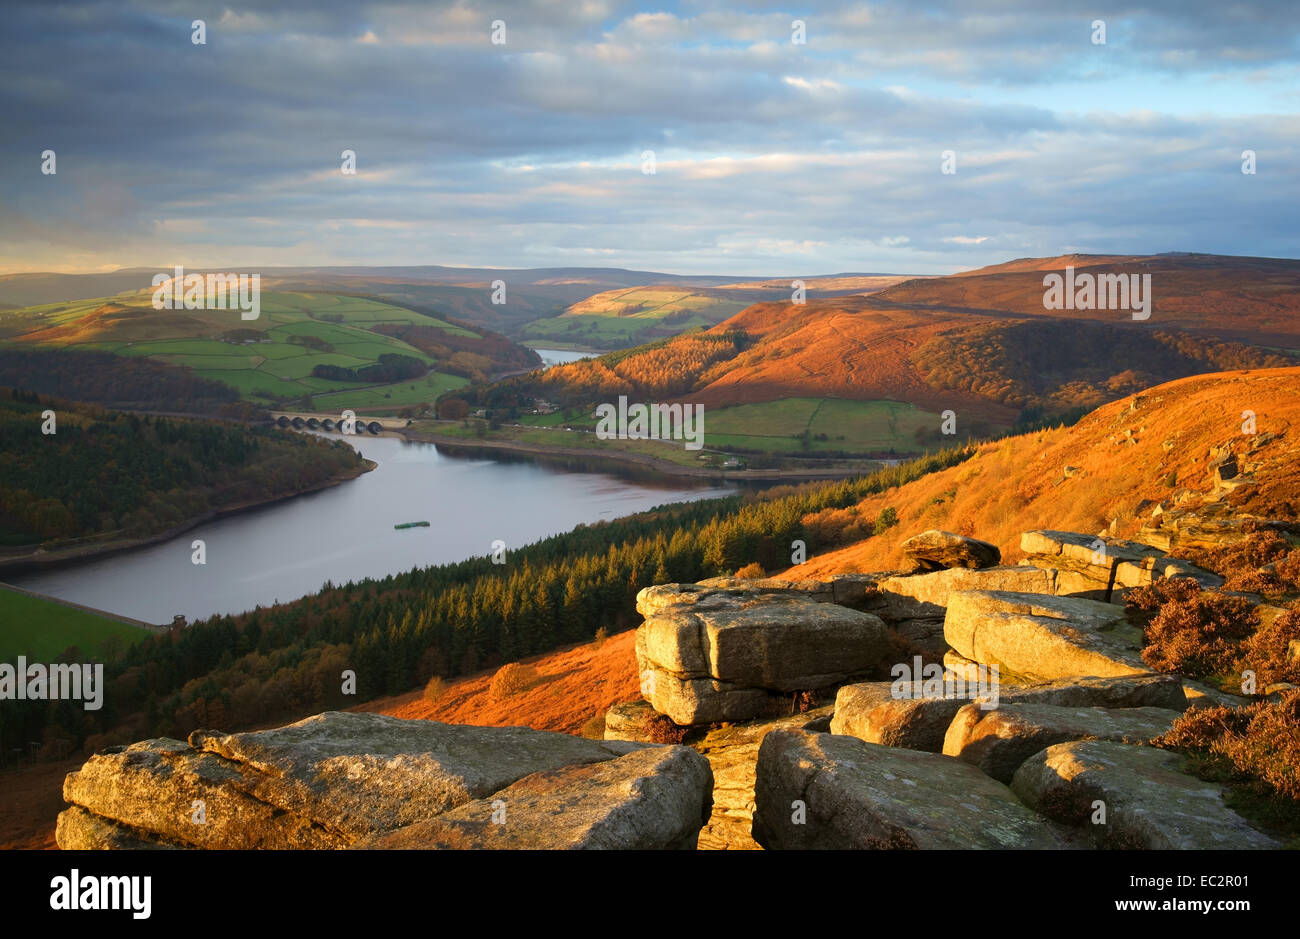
519, 287, 750, 349
517, 397, 939, 455
310, 372, 468, 411
521, 313, 717, 348
414, 419, 712, 468
0, 586, 150, 661
707, 398, 939, 453
0, 290, 474, 410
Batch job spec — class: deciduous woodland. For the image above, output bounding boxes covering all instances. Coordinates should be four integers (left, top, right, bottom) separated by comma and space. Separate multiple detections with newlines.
0, 391, 365, 546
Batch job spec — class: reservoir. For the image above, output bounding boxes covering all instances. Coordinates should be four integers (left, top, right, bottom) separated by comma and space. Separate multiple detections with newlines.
533, 347, 598, 366
9, 434, 735, 625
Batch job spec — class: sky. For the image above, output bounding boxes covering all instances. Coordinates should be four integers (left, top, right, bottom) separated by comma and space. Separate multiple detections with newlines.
1, 0, 1297, 276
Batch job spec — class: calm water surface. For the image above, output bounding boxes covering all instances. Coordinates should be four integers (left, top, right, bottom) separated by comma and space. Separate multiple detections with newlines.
533, 347, 598, 366
11, 434, 733, 624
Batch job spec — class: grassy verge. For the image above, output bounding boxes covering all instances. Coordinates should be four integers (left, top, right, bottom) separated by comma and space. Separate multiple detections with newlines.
0, 586, 150, 661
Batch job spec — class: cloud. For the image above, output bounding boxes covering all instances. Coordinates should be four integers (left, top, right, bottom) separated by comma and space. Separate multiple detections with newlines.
0, 0, 1296, 275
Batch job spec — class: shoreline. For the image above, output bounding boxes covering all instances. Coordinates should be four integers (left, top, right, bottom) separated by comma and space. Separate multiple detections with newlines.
402, 426, 881, 482
0, 459, 377, 578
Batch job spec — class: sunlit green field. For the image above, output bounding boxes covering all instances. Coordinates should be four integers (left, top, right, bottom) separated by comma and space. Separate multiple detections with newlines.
0, 291, 470, 409
519, 287, 749, 348
310, 372, 467, 411
515, 397, 940, 455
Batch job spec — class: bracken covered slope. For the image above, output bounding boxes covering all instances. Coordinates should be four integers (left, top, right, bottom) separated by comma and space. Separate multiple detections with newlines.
783, 367, 1300, 577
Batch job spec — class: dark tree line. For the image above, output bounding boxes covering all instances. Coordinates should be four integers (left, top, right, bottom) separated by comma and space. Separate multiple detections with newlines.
312, 353, 427, 383
0, 348, 241, 414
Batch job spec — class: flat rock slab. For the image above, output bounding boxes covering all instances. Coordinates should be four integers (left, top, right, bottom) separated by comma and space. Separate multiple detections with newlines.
62, 738, 347, 849
752, 729, 1069, 850
691, 577, 832, 602
1011, 740, 1279, 849
58, 712, 668, 849
994, 673, 1188, 711
190, 712, 647, 837
944, 590, 1149, 681
355, 746, 713, 850
636, 584, 891, 725
1182, 679, 1251, 710
900, 529, 1002, 571
943, 703, 1183, 783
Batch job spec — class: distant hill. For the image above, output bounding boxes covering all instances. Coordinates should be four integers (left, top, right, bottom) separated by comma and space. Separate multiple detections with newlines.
0, 266, 907, 347
880, 252, 1300, 347
0, 290, 536, 414
519, 276, 911, 350
484, 253, 1299, 452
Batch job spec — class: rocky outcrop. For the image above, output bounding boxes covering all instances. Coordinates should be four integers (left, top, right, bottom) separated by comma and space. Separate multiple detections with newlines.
867, 565, 1058, 657
1022, 530, 1223, 601
944, 590, 1149, 681
900, 529, 1001, 571
634, 583, 891, 725
942, 703, 1183, 782
57, 712, 714, 850
831, 674, 1187, 753
1011, 740, 1279, 849
752, 729, 1072, 849
873, 566, 1057, 620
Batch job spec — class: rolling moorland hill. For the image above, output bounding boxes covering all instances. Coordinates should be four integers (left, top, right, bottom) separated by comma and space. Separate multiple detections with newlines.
784, 366, 1300, 578
519, 276, 910, 350
0, 265, 737, 309
483, 254, 1298, 449
0, 267, 908, 350
0, 290, 538, 415
880, 252, 1300, 347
